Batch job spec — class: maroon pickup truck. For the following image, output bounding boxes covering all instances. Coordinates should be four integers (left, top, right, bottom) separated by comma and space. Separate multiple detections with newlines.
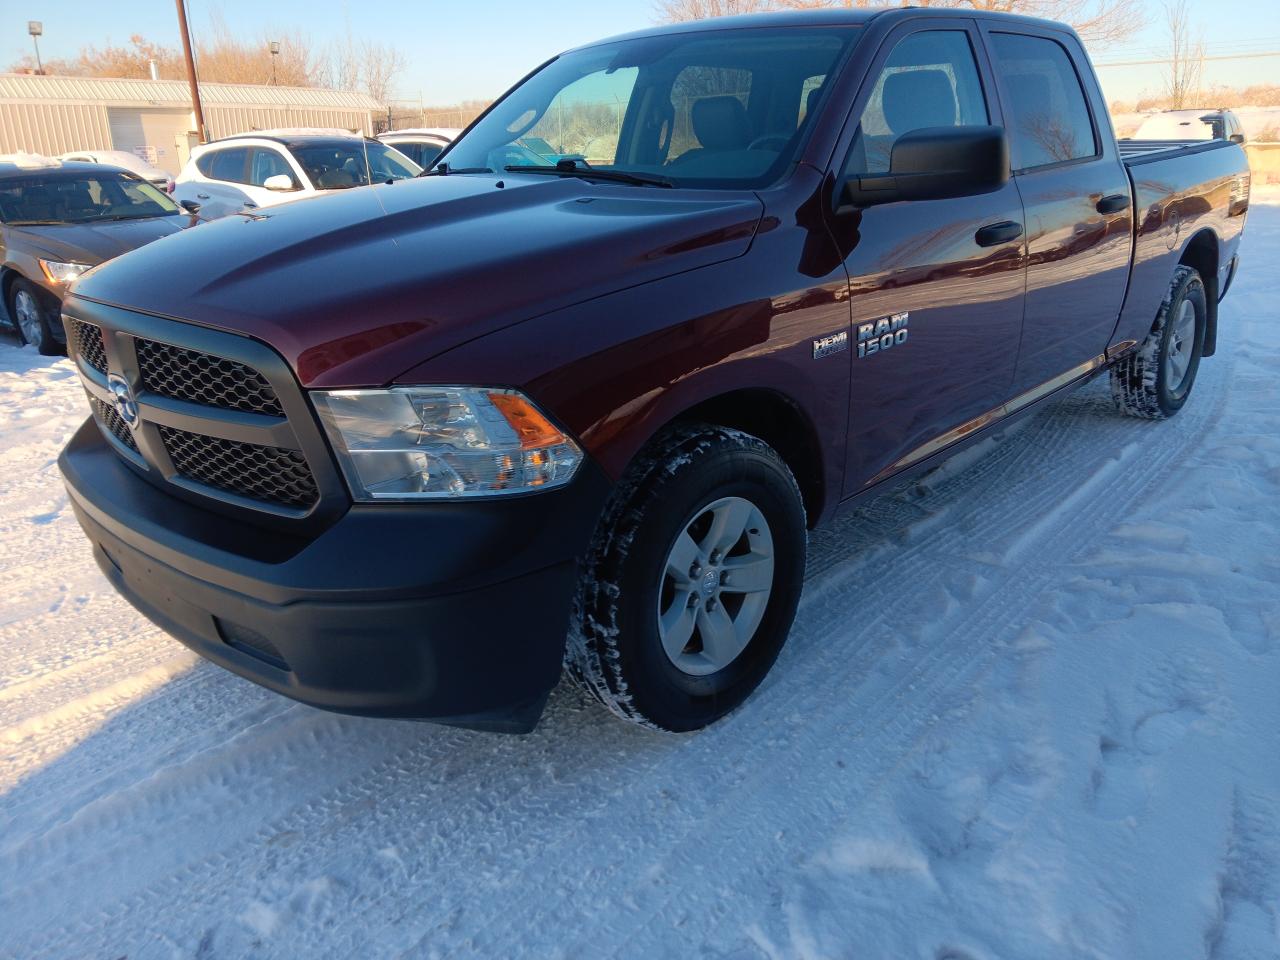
58, 9, 1249, 733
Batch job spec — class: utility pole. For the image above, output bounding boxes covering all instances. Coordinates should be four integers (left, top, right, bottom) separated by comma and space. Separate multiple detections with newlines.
27, 21, 42, 74
174, 0, 208, 142
269, 40, 280, 85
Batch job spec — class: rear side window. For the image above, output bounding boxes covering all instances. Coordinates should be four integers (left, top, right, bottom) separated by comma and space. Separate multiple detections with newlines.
845, 30, 989, 176
198, 147, 249, 183
388, 141, 445, 168
990, 33, 1097, 170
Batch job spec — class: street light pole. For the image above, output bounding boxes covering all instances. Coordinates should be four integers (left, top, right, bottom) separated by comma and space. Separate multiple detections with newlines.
27, 21, 43, 74
174, 0, 207, 142
269, 41, 280, 85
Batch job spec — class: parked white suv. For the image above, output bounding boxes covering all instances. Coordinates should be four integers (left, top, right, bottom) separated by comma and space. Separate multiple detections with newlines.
376, 128, 461, 170
1131, 108, 1247, 143
172, 132, 422, 220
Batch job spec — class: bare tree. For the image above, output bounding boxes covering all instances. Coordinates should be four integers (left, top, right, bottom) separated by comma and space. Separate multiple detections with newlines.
6, 18, 404, 102
655, 0, 770, 21
356, 40, 407, 105
1162, 0, 1203, 109
657, 0, 1145, 47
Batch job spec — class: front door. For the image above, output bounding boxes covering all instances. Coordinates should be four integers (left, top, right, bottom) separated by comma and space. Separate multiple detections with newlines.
984, 28, 1134, 396
834, 23, 1027, 494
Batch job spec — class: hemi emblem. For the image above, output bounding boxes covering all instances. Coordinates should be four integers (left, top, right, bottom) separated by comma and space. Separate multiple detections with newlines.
812, 329, 849, 359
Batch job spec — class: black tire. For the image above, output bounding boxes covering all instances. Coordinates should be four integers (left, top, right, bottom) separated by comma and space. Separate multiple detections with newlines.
1111, 265, 1206, 419
7, 278, 63, 356
565, 423, 807, 732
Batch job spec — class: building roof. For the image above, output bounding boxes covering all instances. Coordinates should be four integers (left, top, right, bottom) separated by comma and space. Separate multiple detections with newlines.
0, 73, 381, 110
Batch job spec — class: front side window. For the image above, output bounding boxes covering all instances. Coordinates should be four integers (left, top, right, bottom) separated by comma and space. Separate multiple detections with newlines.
289, 140, 422, 189
989, 33, 1097, 169
441, 26, 862, 189
0, 173, 179, 225
845, 30, 988, 177
248, 147, 296, 188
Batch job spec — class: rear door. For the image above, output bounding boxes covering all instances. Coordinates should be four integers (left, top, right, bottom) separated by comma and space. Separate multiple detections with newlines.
982, 27, 1133, 396
188, 146, 251, 219
833, 21, 1027, 493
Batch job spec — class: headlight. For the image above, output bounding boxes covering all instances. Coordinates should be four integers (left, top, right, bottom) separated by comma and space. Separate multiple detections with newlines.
313, 387, 583, 500
38, 259, 92, 284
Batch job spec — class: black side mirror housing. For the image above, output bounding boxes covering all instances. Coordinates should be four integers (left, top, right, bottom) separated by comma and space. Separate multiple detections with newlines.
840, 125, 1010, 211
179, 199, 201, 215
1229, 133, 1245, 144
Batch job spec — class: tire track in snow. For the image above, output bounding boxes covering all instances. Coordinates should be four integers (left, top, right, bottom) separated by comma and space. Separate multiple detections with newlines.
0, 351, 1230, 959
451, 362, 1230, 959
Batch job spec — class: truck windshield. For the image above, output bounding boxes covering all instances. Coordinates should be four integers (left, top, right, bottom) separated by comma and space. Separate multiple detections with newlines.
441, 25, 862, 190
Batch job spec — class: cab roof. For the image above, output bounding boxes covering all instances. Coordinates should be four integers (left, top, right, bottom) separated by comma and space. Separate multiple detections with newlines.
578, 6, 1076, 49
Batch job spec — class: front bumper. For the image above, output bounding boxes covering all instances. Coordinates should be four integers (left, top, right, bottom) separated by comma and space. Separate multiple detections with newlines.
59, 419, 609, 732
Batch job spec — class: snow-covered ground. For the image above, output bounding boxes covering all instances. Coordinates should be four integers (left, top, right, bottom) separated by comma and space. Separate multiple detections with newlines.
1, 195, 1278, 960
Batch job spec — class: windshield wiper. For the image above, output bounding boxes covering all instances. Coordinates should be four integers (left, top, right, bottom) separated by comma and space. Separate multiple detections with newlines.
504, 163, 674, 188
419, 163, 494, 177
6, 219, 63, 226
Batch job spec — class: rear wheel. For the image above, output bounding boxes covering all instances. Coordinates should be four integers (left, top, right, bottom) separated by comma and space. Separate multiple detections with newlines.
1111, 265, 1206, 419
8, 278, 62, 356
565, 424, 807, 731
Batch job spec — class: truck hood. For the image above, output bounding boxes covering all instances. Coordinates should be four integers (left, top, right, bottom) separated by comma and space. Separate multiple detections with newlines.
8, 216, 187, 266
71, 174, 765, 387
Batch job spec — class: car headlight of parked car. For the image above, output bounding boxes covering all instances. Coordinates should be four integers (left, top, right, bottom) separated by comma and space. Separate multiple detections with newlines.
313, 387, 583, 500
37, 259, 93, 285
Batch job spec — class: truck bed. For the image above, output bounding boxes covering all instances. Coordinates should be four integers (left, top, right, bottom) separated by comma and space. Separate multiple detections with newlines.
1117, 138, 1236, 165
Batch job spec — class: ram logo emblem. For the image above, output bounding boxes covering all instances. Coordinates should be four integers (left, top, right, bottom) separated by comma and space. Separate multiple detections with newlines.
857, 312, 909, 359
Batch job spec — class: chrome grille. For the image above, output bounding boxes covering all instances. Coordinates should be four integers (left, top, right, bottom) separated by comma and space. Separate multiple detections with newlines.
135, 338, 285, 416
88, 394, 138, 452
68, 319, 108, 374
159, 426, 318, 509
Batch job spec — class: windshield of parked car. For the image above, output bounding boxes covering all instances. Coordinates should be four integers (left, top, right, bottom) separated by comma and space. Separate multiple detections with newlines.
290, 139, 423, 189
0, 172, 180, 225
440, 25, 862, 189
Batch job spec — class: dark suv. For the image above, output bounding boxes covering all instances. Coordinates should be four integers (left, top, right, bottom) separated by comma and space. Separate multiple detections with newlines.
57, 10, 1248, 733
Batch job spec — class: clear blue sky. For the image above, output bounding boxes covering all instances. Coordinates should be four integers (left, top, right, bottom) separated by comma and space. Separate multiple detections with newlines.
3, 0, 1278, 105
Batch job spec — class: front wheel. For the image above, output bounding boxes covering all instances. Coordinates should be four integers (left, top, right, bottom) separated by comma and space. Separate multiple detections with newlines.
8, 278, 62, 356
565, 424, 807, 732
1111, 265, 1206, 419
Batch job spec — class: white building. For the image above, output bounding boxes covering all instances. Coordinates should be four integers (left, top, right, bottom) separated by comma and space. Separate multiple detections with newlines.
0, 74, 382, 175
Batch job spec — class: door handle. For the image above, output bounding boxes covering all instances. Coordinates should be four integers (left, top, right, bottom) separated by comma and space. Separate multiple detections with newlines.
196, 193, 210, 200
242, 201, 258, 209
1096, 193, 1129, 215
975, 221, 1023, 247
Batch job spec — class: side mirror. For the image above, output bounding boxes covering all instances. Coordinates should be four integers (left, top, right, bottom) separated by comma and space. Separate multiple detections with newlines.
263, 174, 297, 191
1229, 133, 1245, 144
840, 125, 1010, 210
178, 199, 201, 214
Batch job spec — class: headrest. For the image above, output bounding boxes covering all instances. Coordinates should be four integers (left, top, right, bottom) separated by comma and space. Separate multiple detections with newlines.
692, 96, 751, 151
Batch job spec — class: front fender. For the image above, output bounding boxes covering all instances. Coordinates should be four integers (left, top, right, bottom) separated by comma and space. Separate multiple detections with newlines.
395, 254, 852, 521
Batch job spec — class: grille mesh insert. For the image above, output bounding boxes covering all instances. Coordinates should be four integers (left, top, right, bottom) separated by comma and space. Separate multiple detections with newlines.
89, 395, 138, 452
159, 426, 317, 509
69, 319, 108, 374
137, 339, 284, 416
